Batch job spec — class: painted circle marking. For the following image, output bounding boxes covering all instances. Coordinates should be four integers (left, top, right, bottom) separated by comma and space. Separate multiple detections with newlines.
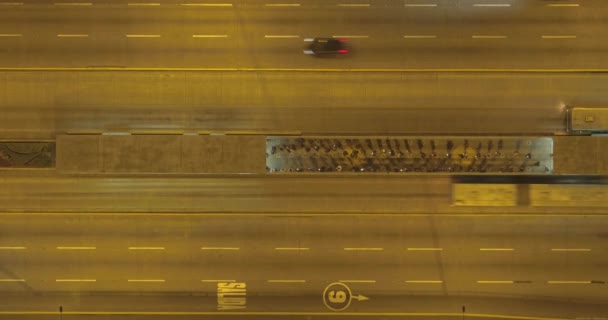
323, 282, 352, 311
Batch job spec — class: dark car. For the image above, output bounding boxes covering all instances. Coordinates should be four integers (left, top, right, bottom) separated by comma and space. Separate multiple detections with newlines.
303, 38, 348, 55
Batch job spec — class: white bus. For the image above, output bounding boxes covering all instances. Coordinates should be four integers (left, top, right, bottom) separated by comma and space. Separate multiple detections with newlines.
566, 107, 608, 134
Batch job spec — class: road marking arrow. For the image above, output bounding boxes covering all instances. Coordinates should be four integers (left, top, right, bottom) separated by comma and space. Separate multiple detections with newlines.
352, 294, 369, 301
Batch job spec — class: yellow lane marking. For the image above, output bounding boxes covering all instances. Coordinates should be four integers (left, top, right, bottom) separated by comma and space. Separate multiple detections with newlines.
56, 279, 96, 282
192, 34, 228, 38
265, 3, 300, 6
268, 279, 306, 283
3, 212, 608, 217
344, 247, 383, 251
332, 35, 368, 38
0, 279, 25, 282
546, 3, 579, 7
125, 34, 161, 38
337, 4, 370, 7
275, 247, 310, 250
0, 246, 26, 250
477, 280, 514, 284
547, 280, 591, 284
407, 247, 443, 251
127, 3, 161, 5
265, 35, 300, 38
0, 311, 572, 320
405, 4, 437, 7
54, 2, 92, 5
201, 247, 240, 250
57, 34, 89, 38
480, 248, 514, 251
201, 279, 236, 282
473, 3, 511, 7
403, 35, 437, 39
472, 35, 508, 39
56, 246, 96, 250
542, 35, 577, 39
339, 280, 376, 283
405, 280, 443, 284
180, 3, 232, 6
128, 246, 165, 250
551, 248, 591, 252
128, 279, 165, 282
0, 34, 22, 37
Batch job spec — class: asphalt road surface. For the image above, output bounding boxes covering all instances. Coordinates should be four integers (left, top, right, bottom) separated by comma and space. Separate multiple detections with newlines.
0, 0, 605, 68
4, 71, 608, 139
1, 213, 608, 319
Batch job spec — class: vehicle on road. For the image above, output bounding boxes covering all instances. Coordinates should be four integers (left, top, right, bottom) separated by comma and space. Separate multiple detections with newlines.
566, 107, 608, 135
303, 38, 349, 55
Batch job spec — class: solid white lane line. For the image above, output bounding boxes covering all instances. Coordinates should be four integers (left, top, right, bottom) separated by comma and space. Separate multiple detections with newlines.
339, 279, 376, 283
201, 279, 236, 282
479, 248, 514, 251
0, 246, 26, 249
125, 34, 161, 38
265, 3, 300, 6
180, 3, 232, 6
56, 279, 96, 282
275, 247, 310, 250
56, 246, 96, 249
477, 280, 515, 284
128, 246, 165, 250
337, 3, 370, 7
268, 279, 306, 283
201, 247, 240, 250
128, 279, 165, 282
332, 35, 368, 38
546, 3, 579, 7
473, 3, 511, 7
265, 35, 300, 38
57, 34, 89, 38
54, 2, 92, 5
405, 3, 437, 7
551, 248, 591, 252
0, 279, 25, 282
472, 35, 508, 39
343, 247, 383, 251
542, 35, 577, 39
405, 280, 443, 284
407, 247, 443, 251
403, 35, 436, 39
192, 34, 228, 38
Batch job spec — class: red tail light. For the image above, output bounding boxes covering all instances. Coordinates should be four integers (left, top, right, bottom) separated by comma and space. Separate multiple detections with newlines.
338, 49, 349, 54
338, 38, 348, 42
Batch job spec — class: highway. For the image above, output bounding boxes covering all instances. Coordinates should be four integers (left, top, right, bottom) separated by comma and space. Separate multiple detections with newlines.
0, 0, 605, 69
1, 213, 608, 319
4, 71, 608, 139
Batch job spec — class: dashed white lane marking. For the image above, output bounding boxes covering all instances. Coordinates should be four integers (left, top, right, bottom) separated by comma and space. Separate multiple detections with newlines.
268, 279, 306, 283
407, 247, 443, 251
192, 34, 228, 38
54, 2, 92, 5
201, 247, 240, 250
180, 3, 232, 6
472, 35, 508, 39
546, 3, 579, 7
332, 35, 368, 38
275, 247, 310, 250
0, 246, 26, 249
477, 280, 515, 284
57, 34, 89, 38
56, 279, 96, 282
473, 3, 511, 7
479, 248, 514, 251
551, 248, 591, 252
339, 279, 376, 283
125, 34, 161, 38
542, 35, 577, 39
128, 2, 161, 5
0, 279, 25, 282
265, 35, 300, 38
265, 3, 300, 6
128, 246, 165, 250
403, 35, 436, 39
0, 2, 23, 5
404, 3, 437, 7
56, 246, 96, 249
343, 247, 383, 251
405, 280, 443, 284
128, 279, 165, 282
548, 280, 592, 284
201, 279, 236, 282
337, 3, 370, 7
